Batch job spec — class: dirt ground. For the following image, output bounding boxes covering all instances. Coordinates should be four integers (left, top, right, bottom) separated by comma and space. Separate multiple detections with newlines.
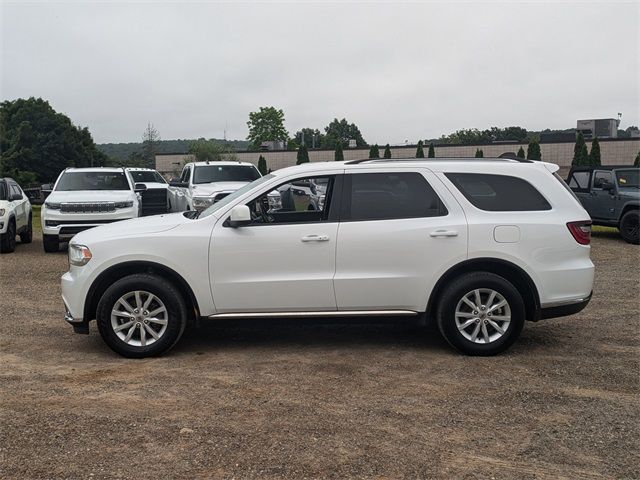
1, 230, 638, 479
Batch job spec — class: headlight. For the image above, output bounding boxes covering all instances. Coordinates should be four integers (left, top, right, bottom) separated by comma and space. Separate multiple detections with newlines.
68, 244, 92, 266
192, 196, 215, 208
115, 201, 134, 209
0, 208, 5, 216
44, 202, 60, 210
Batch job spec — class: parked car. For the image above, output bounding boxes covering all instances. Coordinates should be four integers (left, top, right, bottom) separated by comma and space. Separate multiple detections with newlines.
567, 165, 639, 244
0, 177, 33, 253
126, 167, 170, 216
61, 158, 595, 358
42, 167, 145, 252
168, 161, 261, 212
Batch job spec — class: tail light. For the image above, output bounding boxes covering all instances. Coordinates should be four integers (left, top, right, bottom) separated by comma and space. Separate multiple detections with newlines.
567, 221, 592, 245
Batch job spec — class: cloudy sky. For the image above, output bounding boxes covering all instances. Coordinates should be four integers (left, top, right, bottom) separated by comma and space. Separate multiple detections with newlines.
1, 1, 638, 145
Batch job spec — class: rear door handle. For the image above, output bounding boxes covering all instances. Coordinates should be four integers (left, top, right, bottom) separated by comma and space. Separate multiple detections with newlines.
429, 230, 459, 238
301, 234, 330, 242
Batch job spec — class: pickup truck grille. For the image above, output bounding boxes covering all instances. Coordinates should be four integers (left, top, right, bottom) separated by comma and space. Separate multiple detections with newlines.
60, 202, 116, 213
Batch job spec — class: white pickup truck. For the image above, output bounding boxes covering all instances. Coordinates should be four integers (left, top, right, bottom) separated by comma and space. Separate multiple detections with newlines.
168, 161, 262, 212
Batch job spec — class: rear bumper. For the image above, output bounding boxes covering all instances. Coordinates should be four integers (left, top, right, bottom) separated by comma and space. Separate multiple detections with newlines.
538, 292, 592, 320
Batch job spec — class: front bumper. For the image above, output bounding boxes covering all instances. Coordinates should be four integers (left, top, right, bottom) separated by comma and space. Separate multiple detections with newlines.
42, 206, 137, 239
539, 292, 592, 320
63, 300, 89, 334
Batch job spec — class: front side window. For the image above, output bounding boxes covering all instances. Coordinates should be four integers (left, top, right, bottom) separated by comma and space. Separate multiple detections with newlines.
199, 175, 274, 219
0, 181, 6, 200
245, 175, 334, 225
593, 171, 614, 189
10, 185, 23, 199
130, 170, 166, 184
342, 172, 447, 221
568, 171, 590, 191
193, 165, 260, 184
55, 172, 131, 191
445, 173, 551, 211
615, 169, 639, 188
180, 166, 191, 183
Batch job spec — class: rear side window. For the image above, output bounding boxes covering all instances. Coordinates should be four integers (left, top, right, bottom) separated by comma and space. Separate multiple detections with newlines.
342, 172, 447, 221
445, 173, 551, 211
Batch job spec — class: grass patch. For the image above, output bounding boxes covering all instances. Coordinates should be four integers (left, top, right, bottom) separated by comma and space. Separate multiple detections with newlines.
32, 205, 41, 232
592, 225, 618, 234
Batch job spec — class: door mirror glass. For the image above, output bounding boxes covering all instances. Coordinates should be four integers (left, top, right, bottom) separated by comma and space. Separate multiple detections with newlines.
169, 180, 189, 188
229, 204, 252, 227
134, 183, 147, 192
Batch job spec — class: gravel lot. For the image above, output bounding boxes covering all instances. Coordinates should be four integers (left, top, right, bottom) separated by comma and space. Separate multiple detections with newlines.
1, 230, 638, 479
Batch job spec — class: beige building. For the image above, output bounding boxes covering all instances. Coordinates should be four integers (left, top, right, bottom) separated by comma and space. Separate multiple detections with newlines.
156, 138, 640, 178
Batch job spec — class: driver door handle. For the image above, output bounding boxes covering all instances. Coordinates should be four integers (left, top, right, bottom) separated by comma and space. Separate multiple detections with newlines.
429, 230, 459, 238
301, 235, 330, 242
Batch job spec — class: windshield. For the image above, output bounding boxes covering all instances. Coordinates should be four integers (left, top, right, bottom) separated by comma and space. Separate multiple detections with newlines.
199, 174, 274, 219
129, 170, 166, 184
616, 169, 639, 188
55, 172, 130, 191
193, 165, 261, 184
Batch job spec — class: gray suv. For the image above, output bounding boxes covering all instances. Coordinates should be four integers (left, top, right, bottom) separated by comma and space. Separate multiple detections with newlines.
567, 166, 639, 244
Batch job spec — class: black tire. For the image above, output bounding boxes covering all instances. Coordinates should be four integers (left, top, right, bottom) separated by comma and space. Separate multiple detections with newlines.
19, 214, 33, 244
436, 271, 525, 356
0, 219, 16, 253
619, 210, 639, 245
96, 273, 187, 358
43, 234, 59, 253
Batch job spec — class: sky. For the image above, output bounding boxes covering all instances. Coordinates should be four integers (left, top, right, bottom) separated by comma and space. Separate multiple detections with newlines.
1, 0, 638, 145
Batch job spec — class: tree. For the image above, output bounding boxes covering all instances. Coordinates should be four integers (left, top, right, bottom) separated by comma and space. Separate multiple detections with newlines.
141, 122, 160, 168
475, 148, 484, 158
257, 155, 267, 175
246, 106, 289, 150
635, 150, 640, 167
334, 142, 344, 161
383, 144, 392, 159
0, 97, 107, 183
321, 118, 366, 148
295, 128, 323, 149
527, 140, 542, 160
369, 144, 380, 159
572, 132, 589, 166
188, 138, 224, 162
517, 146, 526, 159
416, 140, 425, 158
428, 142, 435, 158
296, 145, 309, 165
589, 137, 601, 166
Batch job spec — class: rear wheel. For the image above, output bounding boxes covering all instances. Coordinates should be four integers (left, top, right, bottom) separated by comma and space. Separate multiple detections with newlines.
96, 273, 187, 358
43, 234, 59, 253
437, 272, 525, 356
0, 220, 16, 253
619, 210, 639, 244
19, 214, 33, 244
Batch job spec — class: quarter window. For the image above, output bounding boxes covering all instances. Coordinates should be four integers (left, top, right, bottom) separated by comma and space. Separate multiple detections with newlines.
342, 172, 447, 221
445, 173, 551, 211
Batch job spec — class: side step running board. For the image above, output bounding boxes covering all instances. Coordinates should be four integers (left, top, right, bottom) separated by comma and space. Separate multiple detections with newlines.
208, 310, 419, 319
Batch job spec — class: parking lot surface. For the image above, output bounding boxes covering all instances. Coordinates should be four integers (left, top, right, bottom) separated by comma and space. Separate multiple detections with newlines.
1, 231, 638, 479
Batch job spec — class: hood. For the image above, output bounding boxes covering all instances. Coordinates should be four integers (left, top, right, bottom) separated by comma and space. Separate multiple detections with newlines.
191, 181, 250, 196
617, 186, 640, 196
71, 212, 190, 244
47, 190, 135, 203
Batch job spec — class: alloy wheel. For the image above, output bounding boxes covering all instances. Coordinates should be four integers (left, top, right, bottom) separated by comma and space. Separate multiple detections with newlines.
110, 290, 169, 347
455, 288, 511, 344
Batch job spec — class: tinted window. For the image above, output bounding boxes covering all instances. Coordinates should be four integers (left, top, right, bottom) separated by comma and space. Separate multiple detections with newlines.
445, 173, 551, 211
129, 170, 166, 183
193, 165, 260, 184
568, 171, 590, 191
0, 182, 6, 200
10, 185, 22, 199
343, 172, 447, 221
246, 176, 334, 225
55, 172, 130, 191
180, 166, 191, 183
593, 171, 613, 189
616, 169, 639, 188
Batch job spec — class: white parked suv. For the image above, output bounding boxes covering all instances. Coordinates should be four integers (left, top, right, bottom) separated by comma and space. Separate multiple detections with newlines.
42, 167, 144, 252
168, 161, 261, 212
0, 177, 33, 253
61, 158, 595, 357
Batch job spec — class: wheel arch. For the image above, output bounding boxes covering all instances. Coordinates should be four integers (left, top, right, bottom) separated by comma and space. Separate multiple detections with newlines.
619, 202, 640, 221
84, 261, 200, 322
426, 258, 541, 321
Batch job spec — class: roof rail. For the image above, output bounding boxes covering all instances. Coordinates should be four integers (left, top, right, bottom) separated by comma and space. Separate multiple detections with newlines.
345, 157, 534, 165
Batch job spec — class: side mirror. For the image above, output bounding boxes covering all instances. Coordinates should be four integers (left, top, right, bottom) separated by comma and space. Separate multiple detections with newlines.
228, 204, 251, 228
169, 180, 189, 188
134, 183, 147, 192
601, 181, 615, 192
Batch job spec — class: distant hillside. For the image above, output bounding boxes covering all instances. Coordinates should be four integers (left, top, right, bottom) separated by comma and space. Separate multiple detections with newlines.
98, 138, 250, 162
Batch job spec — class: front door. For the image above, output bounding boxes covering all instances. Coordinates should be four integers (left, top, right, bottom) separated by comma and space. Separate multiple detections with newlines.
334, 168, 468, 312
210, 173, 340, 313
589, 170, 616, 221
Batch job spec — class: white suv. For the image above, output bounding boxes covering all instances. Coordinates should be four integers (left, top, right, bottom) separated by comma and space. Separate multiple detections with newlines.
42, 167, 143, 252
61, 159, 594, 357
0, 177, 33, 253
168, 161, 261, 212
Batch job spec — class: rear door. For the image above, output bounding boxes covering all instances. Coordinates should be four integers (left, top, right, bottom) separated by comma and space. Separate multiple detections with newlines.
334, 168, 468, 312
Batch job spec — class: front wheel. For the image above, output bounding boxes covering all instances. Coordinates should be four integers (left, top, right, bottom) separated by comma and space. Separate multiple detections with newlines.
437, 272, 525, 356
619, 210, 639, 244
43, 234, 59, 253
96, 273, 187, 358
19, 214, 33, 244
0, 220, 16, 253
